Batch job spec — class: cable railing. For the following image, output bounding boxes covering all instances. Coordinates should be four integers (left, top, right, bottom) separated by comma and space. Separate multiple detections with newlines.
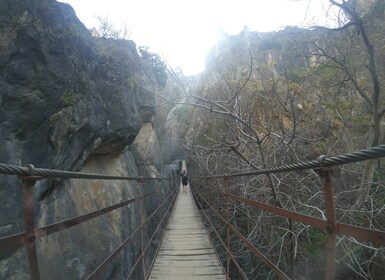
190, 145, 385, 280
0, 164, 179, 280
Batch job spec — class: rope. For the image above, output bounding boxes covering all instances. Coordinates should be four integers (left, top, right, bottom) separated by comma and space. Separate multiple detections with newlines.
0, 163, 169, 181
199, 144, 385, 178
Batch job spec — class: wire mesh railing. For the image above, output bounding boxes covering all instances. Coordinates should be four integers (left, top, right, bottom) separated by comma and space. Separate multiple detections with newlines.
0, 164, 179, 280
190, 145, 385, 280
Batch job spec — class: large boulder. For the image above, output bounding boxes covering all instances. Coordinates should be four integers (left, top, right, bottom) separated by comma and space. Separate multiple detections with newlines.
0, 4, 144, 171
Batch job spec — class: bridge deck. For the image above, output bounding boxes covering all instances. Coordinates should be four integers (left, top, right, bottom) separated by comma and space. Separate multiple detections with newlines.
148, 184, 226, 280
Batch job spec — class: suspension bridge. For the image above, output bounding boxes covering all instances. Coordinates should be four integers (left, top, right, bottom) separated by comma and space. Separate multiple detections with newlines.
1, 145, 385, 279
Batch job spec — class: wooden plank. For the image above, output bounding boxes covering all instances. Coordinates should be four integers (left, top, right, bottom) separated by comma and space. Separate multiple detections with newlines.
148, 173, 226, 280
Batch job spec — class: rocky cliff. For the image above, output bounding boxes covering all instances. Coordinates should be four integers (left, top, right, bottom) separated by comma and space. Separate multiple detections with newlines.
0, 0, 171, 279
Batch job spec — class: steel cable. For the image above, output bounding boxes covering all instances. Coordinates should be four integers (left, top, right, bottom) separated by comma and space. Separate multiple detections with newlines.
0, 163, 169, 180
1, 145, 385, 180
197, 144, 385, 178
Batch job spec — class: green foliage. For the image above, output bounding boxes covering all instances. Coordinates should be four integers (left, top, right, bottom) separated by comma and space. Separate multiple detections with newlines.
315, 64, 342, 82
96, 41, 110, 58
371, 0, 385, 16
372, 163, 385, 206
374, 189, 385, 207
138, 46, 167, 88
258, 37, 282, 51
97, 40, 112, 58
68, 23, 83, 37
61, 90, 79, 107
373, 163, 385, 182
286, 66, 312, 84
303, 228, 326, 256
0, 2, 8, 27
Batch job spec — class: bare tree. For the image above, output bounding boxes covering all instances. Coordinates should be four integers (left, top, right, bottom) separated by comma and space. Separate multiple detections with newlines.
148, 5, 385, 276
310, 0, 384, 204
92, 16, 131, 39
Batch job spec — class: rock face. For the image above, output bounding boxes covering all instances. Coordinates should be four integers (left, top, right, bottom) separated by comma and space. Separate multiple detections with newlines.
0, 0, 144, 170
0, 0, 172, 279
34, 148, 170, 280
131, 123, 163, 171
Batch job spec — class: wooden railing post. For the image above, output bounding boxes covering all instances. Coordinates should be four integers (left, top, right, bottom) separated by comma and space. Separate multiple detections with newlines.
22, 171, 41, 280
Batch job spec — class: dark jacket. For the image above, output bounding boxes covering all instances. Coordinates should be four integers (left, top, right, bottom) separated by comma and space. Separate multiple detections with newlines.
181, 172, 188, 185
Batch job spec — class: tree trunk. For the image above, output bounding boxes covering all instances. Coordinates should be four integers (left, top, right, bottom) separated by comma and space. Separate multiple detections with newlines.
357, 113, 380, 205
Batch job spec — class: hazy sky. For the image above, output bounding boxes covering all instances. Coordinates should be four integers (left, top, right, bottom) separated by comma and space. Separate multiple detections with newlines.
58, 0, 336, 75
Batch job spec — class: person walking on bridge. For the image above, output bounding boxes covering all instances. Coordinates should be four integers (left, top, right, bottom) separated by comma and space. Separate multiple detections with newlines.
180, 170, 189, 193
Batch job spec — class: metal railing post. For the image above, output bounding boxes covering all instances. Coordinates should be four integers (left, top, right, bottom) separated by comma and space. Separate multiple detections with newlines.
138, 179, 147, 279
224, 177, 231, 279
172, 170, 176, 191
22, 173, 41, 280
319, 167, 336, 280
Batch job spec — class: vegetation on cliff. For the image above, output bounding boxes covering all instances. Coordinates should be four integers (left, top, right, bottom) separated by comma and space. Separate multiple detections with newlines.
157, 0, 385, 279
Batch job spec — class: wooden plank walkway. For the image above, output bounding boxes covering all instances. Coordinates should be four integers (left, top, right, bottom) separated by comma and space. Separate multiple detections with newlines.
148, 181, 226, 280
